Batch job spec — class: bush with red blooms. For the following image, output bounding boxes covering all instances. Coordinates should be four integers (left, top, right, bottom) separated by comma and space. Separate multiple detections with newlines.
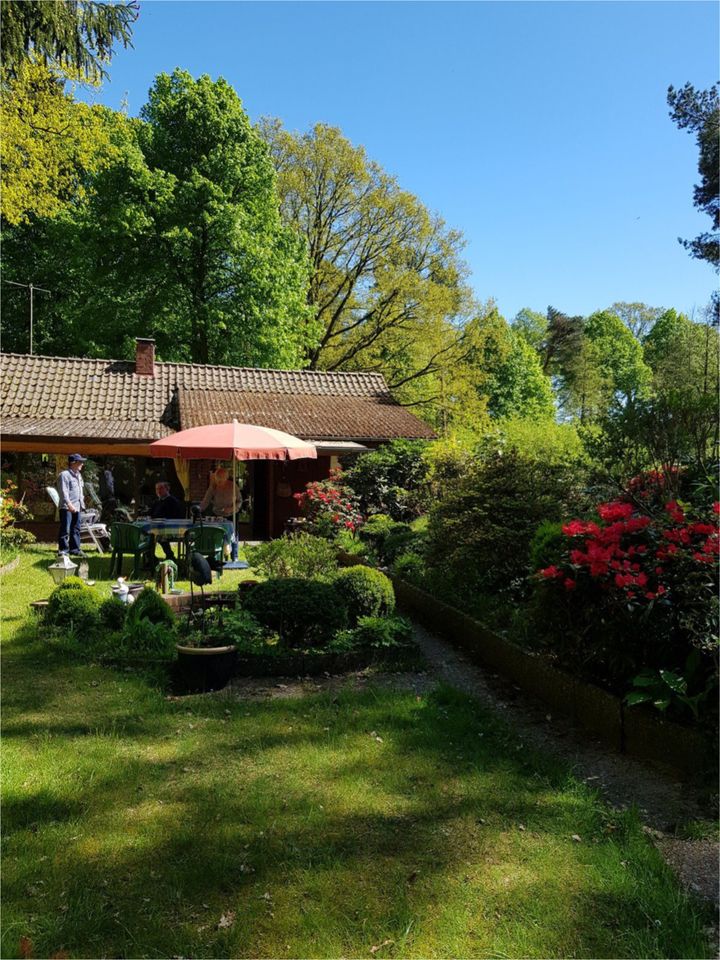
293, 468, 363, 539
531, 476, 718, 710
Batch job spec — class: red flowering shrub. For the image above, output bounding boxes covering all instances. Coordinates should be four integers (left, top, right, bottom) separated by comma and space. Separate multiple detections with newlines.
0, 479, 36, 551
293, 468, 363, 539
532, 480, 719, 708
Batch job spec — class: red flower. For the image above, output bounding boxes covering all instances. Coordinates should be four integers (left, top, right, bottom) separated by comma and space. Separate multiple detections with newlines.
563, 519, 600, 537
598, 501, 634, 522
563, 578, 577, 591
713, 502, 720, 515
540, 565, 562, 579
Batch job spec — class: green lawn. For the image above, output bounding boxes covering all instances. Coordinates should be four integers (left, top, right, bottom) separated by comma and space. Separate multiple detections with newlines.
1, 547, 713, 959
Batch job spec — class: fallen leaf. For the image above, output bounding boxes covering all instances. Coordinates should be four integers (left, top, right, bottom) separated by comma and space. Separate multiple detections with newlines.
19, 936, 33, 959
518, 824, 526, 832
370, 939, 394, 954
571, 834, 582, 842
217, 911, 236, 929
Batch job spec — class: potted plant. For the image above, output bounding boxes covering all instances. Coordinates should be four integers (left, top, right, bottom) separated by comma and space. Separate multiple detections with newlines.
175, 604, 238, 693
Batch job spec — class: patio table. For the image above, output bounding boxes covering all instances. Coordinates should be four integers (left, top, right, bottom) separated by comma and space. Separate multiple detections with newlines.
130, 519, 249, 571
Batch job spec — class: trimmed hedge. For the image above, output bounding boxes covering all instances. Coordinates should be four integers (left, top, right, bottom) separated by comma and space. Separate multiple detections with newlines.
244, 577, 348, 649
333, 565, 395, 623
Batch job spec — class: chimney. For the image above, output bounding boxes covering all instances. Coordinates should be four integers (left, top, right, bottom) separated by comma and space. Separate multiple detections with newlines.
135, 338, 156, 376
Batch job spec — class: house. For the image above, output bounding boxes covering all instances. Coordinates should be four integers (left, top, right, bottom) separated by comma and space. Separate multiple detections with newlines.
1, 339, 435, 538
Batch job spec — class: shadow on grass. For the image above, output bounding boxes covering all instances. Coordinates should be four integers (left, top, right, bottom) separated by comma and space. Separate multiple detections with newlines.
3, 685, 713, 959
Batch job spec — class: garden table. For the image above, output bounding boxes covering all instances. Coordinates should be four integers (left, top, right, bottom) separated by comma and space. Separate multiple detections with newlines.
130, 519, 248, 571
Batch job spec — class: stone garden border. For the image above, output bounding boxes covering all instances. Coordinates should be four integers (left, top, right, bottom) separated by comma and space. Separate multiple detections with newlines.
336, 552, 713, 779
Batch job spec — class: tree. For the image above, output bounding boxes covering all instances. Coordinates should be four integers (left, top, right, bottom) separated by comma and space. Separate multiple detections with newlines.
260, 120, 475, 388
1, 70, 317, 366
0, 60, 121, 225
607, 301, 665, 340
511, 307, 546, 353
667, 82, 719, 269
1, 0, 137, 80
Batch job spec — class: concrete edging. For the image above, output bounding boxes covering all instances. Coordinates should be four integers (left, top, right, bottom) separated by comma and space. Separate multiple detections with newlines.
336, 551, 712, 778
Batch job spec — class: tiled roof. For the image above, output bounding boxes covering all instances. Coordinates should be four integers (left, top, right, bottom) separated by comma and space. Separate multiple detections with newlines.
1, 352, 435, 444
178, 388, 436, 441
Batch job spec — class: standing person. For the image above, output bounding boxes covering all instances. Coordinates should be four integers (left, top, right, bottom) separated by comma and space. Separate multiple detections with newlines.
57, 454, 87, 557
199, 465, 240, 521
98, 460, 117, 522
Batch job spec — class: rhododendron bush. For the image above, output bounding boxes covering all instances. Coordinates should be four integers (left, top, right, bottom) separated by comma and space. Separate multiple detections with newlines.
293, 468, 363, 539
532, 478, 718, 711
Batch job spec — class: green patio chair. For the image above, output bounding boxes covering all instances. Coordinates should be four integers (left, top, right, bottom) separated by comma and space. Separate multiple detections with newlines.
183, 524, 226, 578
109, 523, 152, 579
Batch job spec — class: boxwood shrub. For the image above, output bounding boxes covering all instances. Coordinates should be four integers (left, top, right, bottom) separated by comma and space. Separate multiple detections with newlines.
333, 566, 395, 623
47, 581, 102, 630
244, 577, 347, 649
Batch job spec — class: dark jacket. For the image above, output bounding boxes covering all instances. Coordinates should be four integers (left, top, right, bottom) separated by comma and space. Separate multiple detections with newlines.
150, 494, 184, 520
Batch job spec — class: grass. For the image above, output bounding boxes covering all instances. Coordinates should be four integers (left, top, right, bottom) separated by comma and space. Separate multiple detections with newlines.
1, 547, 715, 959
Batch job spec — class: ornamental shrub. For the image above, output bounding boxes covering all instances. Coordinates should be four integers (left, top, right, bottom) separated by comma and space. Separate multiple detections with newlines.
392, 551, 427, 585
530, 485, 719, 711
246, 533, 337, 580
426, 450, 585, 593
357, 514, 418, 564
342, 439, 430, 520
529, 521, 565, 573
333, 566, 395, 623
293, 469, 363, 538
244, 578, 347, 649
47, 581, 102, 631
335, 615, 414, 651
99, 596, 127, 631
127, 588, 175, 628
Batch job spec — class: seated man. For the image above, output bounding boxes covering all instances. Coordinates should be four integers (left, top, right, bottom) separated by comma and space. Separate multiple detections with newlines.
149, 481, 184, 560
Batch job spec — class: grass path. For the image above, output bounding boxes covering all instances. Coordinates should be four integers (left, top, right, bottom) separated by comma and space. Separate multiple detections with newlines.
1, 547, 714, 959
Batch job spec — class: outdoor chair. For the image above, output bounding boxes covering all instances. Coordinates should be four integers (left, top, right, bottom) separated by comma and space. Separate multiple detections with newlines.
109, 522, 152, 579
183, 524, 226, 578
46, 486, 110, 553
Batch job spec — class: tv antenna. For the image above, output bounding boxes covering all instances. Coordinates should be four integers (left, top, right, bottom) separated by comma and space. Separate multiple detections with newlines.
2, 280, 51, 354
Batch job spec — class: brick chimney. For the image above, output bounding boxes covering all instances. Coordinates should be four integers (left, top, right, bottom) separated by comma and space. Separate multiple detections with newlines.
135, 338, 156, 376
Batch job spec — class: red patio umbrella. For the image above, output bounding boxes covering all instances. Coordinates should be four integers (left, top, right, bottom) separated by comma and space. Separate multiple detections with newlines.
149, 420, 317, 531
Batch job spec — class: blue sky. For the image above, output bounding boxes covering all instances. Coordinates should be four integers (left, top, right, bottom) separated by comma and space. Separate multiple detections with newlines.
94, 0, 719, 322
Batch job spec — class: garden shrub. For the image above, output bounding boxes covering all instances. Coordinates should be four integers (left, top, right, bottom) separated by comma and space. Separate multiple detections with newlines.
392, 551, 427, 584
426, 450, 585, 592
247, 533, 337, 580
127, 588, 175, 627
529, 521, 565, 572
530, 486, 719, 719
99, 596, 127, 631
47, 581, 102, 631
357, 514, 417, 564
244, 577, 347, 649
334, 615, 414, 652
333, 565, 395, 622
118, 619, 177, 660
342, 439, 430, 520
293, 469, 363, 538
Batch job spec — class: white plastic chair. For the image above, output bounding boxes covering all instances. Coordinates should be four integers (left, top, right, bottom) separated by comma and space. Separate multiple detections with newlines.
46, 486, 109, 552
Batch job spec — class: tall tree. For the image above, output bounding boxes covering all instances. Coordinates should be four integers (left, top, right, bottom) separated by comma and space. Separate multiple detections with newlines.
667, 82, 719, 269
1, 0, 137, 79
260, 120, 475, 387
0, 60, 121, 225
607, 301, 665, 340
2, 70, 316, 367
511, 307, 546, 354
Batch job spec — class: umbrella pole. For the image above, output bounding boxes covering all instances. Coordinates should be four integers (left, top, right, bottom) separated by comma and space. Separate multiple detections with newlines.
232, 455, 237, 553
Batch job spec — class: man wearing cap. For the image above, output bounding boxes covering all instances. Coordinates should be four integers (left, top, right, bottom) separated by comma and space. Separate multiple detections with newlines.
57, 454, 87, 556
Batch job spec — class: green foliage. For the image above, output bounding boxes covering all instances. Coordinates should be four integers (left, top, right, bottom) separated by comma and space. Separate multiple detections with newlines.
485, 333, 556, 420
127, 588, 175, 628
333, 566, 395, 623
3, 69, 316, 365
511, 307, 546, 353
117, 619, 177, 660
262, 120, 475, 406
667, 82, 719, 267
244, 578, 347, 649
343, 440, 430, 520
247, 533, 338, 581
334, 615, 414, 652
627, 658, 715, 722
2, 0, 137, 80
529, 521, 565, 573
0, 479, 36, 548
47, 581, 101, 630
356, 514, 420, 565
426, 451, 585, 592
391, 551, 427, 584
98, 596, 127, 631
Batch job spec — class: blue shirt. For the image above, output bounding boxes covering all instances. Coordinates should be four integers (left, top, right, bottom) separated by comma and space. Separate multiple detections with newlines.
57, 469, 85, 511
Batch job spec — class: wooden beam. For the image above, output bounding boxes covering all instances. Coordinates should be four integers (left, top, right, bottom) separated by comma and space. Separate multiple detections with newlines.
2, 440, 154, 457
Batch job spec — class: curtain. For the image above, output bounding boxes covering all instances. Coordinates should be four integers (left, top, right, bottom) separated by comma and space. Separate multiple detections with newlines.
174, 458, 191, 500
